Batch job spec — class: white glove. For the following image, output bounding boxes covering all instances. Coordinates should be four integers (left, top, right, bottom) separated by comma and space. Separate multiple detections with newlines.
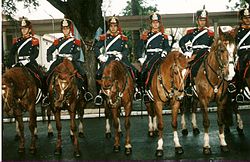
161, 51, 168, 57
19, 59, 30, 66
98, 54, 108, 62
138, 57, 146, 65
184, 51, 193, 58
115, 53, 122, 61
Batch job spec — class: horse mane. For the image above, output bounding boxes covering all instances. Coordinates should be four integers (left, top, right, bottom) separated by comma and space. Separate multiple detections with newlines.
55, 59, 76, 79
106, 60, 127, 81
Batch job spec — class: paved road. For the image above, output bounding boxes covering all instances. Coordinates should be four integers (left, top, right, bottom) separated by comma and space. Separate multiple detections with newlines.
2, 108, 250, 161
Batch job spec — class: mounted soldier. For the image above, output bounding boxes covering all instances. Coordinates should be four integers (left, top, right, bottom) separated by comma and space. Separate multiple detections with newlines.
179, 6, 214, 96
93, 15, 141, 106
136, 12, 171, 102
234, 4, 250, 102
7, 17, 45, 100
44, 18, 93, 105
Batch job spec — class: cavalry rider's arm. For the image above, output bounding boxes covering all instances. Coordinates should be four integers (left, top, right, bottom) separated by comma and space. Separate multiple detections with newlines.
30, 37, 39, 62
93, 34, 105, 58
179, 29, 194, 53
7, 38, 19, 68
47, 39, 59, 62
72, 38, 81, 61
136, 31, 148, 59
162, 33, 171, 53
207, 29, 214, 46
121, 35, 129, 57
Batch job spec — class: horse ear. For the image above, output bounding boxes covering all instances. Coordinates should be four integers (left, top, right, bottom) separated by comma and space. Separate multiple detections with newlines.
218, 27, 223, 36
96, 80, 102, 85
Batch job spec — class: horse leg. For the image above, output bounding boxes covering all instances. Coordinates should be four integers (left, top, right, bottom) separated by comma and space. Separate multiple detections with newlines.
217, 102, 229, 153
78, 107, 85, 138
154, 101, 164, 157
15, 120, 21, 141
105, 106, 112, 138
124, 102, 132, 155
180, 98, 188, 136
47, 107, 54, 137
233, 104, 244, 135
54, 110, 62, 155
146, 102, 156, 137
69, 111, 80, 157
191, 100, 200, 135
29, 106, 37, 154
111, 108, 120, 152
15, 110, 25, 153
171, 100, 184, 154
200, 102, 211, 155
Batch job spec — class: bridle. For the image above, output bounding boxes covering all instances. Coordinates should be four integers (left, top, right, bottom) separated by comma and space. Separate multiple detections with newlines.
101, 73, 128, 107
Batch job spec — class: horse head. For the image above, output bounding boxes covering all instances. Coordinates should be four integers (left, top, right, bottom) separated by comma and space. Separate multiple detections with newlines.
98, 60, 128, 107
52, 58, 77, 108
214, 27, 237, 81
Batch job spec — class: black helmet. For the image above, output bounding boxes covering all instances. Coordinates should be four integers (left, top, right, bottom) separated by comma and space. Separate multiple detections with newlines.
149, 12, 161, 22
108, 16, 119, 26
196, 6, 208, 20
61, 18, 72, 28
20, 17, 32, 28
239, 3, 250, 19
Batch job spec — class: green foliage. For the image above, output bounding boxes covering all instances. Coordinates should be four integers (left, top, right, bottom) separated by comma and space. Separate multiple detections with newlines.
226, 0, 249, 10
2, 0, 39, 19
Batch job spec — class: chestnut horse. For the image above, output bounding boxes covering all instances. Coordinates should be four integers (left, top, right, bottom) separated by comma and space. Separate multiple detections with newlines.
2, 67, 39, 154
47, 58, 85, 157
145, 51, 189, 157
97, 60, 134, 155
192, 29, 236, 155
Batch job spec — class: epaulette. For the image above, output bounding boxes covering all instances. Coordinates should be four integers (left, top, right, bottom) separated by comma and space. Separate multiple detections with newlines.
53, 39, 59, 46
121, 35, 128, 41
163, 33, 168, 39
74, 39, 81, 46
32, 37, 39, 46
207, 29, 214, 37
186, 29, 194, 34
12, 38, 18, 44
99, 34, 106, 41
140, 31, 149, 40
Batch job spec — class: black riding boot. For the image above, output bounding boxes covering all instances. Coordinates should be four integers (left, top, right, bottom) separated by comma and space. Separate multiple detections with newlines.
134, 73, 142, 100
94, 83, 104, 106
78, 76, 93, 102
42, 75, 50, 107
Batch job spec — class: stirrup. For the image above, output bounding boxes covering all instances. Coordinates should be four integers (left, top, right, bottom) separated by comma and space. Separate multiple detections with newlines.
236, 93, 244, 103
134, 88, 141, 101
185, 87, 193, 96
84, 92, 93, 102
94, 95, 103, 106
42, 96, 50, 107
143, 93, 150, 103
227, 83, 236, 93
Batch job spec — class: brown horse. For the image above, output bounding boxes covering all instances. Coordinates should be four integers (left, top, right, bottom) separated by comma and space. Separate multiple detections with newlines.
2, 67, 39, 154
192, 28, 236, 155
47, 58, 85, 157
97, 60, 134, 155
145, 51, 189, 157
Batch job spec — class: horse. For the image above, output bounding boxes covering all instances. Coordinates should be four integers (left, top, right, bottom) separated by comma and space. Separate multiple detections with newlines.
97, 60, 134, 155
144, 51, 189, 157
47, 58, 86, 157
2, 66, 40, 154
185, 28, 237, 155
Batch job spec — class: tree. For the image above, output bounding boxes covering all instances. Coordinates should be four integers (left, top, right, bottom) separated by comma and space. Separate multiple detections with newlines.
2, 0, 104, 97
227, 0, 250, 10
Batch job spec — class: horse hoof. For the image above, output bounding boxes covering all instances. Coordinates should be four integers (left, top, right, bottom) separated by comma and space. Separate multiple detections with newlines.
155, 149, 163, 157
74, 151, 81, 157
203, 147, 212, 155
220, 145, 229, 152
193, 128, 200, 135
175, 147, 184, 154
113, 145, 120, 153
182, 129, 188, 136
48, 132, 54, 138
78, 132, 85, 138
125, 147, 132, 155
106, 132, 111, 139
237, 127, 244, 135
54, 148, 62, 155
18, 147, 25, 153
224, 127, 230, 134
29, 147, 37, 154
148, 131, 154, 137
